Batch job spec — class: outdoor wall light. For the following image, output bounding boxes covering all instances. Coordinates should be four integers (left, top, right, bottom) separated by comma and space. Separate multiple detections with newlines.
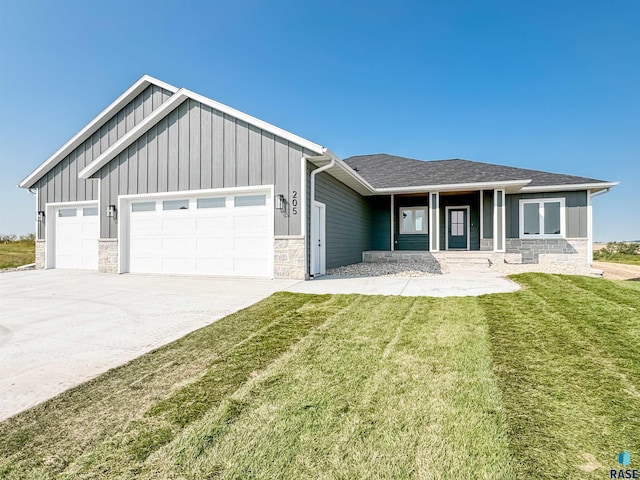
36, 211, 45, 222
275, 194, 286, 211
106, 205, 117, 218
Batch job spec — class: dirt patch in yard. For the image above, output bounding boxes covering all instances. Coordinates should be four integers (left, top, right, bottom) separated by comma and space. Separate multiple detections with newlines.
593, 261, 640, 281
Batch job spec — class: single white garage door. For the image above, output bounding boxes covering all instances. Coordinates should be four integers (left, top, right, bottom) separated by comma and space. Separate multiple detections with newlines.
54, 205, 99, 269
127, 192, 272, 277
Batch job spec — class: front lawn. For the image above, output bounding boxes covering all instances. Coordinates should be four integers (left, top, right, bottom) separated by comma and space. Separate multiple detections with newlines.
1, 274, 638, 479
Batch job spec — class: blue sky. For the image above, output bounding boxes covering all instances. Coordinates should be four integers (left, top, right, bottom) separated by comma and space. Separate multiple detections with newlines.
1, 0, 638, 241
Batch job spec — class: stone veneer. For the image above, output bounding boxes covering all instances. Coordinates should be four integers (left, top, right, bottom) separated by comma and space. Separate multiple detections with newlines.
274, 236, 305, 279
480, 239, 493, 251
98, 239, 119, 273
505, 238, 589, 265
35, 239, 45, 269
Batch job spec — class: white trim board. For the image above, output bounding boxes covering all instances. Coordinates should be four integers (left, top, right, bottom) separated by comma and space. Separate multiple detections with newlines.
19, 75, 178, 188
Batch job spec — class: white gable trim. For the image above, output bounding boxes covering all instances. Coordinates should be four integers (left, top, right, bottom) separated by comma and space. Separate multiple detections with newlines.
183, 89, 325, 155
19, 75, 178, 189
78, 89, 189, 179
79, 88, 328, 180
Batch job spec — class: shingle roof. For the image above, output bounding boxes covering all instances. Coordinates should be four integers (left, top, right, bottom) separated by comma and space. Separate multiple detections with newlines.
343, 153, 610, 189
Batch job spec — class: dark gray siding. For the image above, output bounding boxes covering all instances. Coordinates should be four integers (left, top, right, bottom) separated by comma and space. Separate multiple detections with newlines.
98, 99, 312, 238
482, 190, 494, 239
505, 191, 588, 238
35, 84, 173, 238
439, 192, 481, 250
315, 171, 371, 269
394, 195, 429, 251
369, 196, 391, 250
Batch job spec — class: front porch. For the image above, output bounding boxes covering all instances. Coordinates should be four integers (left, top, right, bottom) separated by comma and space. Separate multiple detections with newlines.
368, 189, 506, 254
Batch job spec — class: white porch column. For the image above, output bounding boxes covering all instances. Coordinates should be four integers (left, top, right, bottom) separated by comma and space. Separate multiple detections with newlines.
587, 189, 593, 264
429, 192, 440, 252
390, 194, 395, 251
493, 189, 506, 252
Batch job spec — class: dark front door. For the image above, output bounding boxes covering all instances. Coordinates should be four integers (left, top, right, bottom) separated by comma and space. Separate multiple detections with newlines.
448, 208, 468, 249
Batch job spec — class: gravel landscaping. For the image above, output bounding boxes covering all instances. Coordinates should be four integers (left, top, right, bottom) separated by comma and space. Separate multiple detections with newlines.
327, 260, 448, 277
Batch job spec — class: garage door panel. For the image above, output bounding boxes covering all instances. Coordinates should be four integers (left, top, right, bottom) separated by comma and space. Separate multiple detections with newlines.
161, 237, 196, 252
128, 191, 272, 277
233, 215, 269, 232
162, 217, 196, 234
196, 216, 229, 230
196, 237, 233, 251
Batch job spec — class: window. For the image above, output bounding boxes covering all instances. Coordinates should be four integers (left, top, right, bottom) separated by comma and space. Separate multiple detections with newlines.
197, 197, 226, 209
235, 194, 266, 207
131, 202, 155, 212
399, 207, 428, 234
57, 208, 76, 217
163, 199, 189, 210
519, 198, 565, 238
83, 207, 98, 216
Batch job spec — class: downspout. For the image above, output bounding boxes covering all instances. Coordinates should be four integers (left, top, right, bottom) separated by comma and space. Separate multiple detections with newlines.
309, 152, 335, 206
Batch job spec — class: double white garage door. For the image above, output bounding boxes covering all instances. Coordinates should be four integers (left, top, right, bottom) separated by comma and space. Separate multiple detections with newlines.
125, 191, 273, 277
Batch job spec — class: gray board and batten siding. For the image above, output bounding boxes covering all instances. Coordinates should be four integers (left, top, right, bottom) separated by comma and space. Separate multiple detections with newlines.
96, 98, 316, 238
34, 84, 173, 238
314, 170, 371, 269
505, 191, 588, 238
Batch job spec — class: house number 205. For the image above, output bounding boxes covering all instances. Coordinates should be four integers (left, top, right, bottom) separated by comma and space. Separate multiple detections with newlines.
291, 191, 298, 215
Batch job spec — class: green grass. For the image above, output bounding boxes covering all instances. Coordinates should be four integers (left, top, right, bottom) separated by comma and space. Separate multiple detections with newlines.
0, 240, 35, 269
593, 251, 640, 265
1, 274, 638, 479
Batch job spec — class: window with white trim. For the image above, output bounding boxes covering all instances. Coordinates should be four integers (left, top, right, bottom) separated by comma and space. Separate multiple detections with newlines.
400, 207, 428, 234
519, 198, 565, 238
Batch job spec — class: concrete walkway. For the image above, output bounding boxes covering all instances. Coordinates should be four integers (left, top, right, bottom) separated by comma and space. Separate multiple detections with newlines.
285, 265, 520, 297
0, 270, 298, 421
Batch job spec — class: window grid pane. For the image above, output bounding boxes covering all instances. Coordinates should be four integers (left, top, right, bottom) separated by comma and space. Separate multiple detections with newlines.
523, 203, 540, 235
235, 195, 266, 207
163, 199, 189, 210
131, 202, 156, 212
544, 202, 561, 235
197, 197, 226, 209
83, 207, 98, 216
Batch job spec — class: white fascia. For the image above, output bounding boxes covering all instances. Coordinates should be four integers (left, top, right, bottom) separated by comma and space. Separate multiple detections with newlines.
519, 182, 619, 193
78, 89, 189, 179
19, 75, 178, 188
374, 179, 531, 194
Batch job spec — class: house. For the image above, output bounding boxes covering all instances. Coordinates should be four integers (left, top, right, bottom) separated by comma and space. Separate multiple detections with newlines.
19, 76, 618, 279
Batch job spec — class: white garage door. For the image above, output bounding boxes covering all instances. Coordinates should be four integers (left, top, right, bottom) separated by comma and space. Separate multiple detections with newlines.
127, 192, 272, 277
55, 205, 99, 269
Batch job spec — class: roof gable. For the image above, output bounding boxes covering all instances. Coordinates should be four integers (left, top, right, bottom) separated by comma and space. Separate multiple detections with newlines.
19, 75, 178, 189
78, 88, 327, 179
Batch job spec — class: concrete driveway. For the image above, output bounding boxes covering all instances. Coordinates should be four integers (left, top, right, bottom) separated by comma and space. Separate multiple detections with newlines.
0, 270, 298, 421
